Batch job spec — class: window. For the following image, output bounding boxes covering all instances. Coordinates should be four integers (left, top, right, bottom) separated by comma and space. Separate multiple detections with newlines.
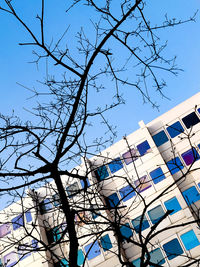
148, 205, 165, 224
77, 249, 84, 266
119, 185, 136, 202
120, 223, 133, 240
80, 178, 90, 188
90, 204, 100, 219
122, 148, 138, 165
12, 214, 24, 230
66, 182, 79, 198
94, 165, 109, 180
53, 194, 60, 207
149, 167, 166, 184
163, 238, 183, 260
136, 140, 151, 156
108, 157, 123, 173
100, 234, 112, 251
107, 193, 120, 208
166, 157, 184, 175
84, 241, 101, 260
181, 230, 200, 250
182, 186, 200, 205
132, 257, 141, 267
149, 248, 165, 266
164, 197, 182, 215
0, 224, 11, 238
18, 243, 31, 261
132, 215, 150, 233
32, 239, 39, 251
182, 112, 200, 129
40, 198, 53, 214
152, 130, 168, 147
181, 148, 200, 165
134, 175, 151, 193
166, 121, 184, 138
25, 211, 32, 222
46, 227, 61, 244
3, 252, 17, 267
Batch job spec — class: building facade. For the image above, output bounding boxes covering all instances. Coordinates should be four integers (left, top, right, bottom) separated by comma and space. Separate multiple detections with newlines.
1, 93, 200, 267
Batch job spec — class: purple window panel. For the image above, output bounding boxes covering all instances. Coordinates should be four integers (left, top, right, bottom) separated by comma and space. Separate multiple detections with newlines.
0, 224, 11, 238
181, 148, 200, 166
122, 149, 138, 165
134, 175, 151, 193
4, 252, 17, 267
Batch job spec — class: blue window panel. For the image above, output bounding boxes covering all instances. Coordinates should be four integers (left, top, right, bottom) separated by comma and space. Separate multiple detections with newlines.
107, 193, 120, 208
3, 252, 17, 267
53, 194, 60, 207
132, 257, 141, 267
182, 112, 200, 129
0, 260, 2, 267
198, 108, 200, 114
95, 165, 109, 180
60, 258, 69, 267
181, 148, 200, 166
66, 182, 79, 198
12, 214, 24, 230
148, 205, 165, 225
119, 185, 136, 202
122, 148, 138, 165
132, 215, 150, 233
181, 230, 200, 250
149, 167, 165, 184
90, 205, 100, 219
166, 121, 184, 138
25, 211, 32, 222
182, 186, 200, 205
120, 223, 133, 240
163, 238, 183, 260
84, 241, 101, 260
77, 249, 84, 265
136, 140, 151, 156
198, 144, 200, 149
152, 130, 168, 147
100, 234, 112, 251
18, 244, 31, 261
80, 178, 90, 188
32, 239, 39, 251
149, 248, 165, 266
166, 157, 184, 175
0, 223, 11, 238
108, 157, 123, 173
53, 227, 61, 242
164, 197, 182, 215
40, 198, 53, 214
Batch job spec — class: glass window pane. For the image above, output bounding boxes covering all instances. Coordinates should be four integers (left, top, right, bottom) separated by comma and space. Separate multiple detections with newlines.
32, 239, 39, 251
132, 215, 150, 233
100, 234, 112, 251
25, 211, 32, 222
149, 248, 165, 266
149, 167, 165, 184
134, 175, 151, 193
66, 182, 79, 198
40, 198, 53, 214
136, 140, 151, 156
166, 157, 184, 175
108, 157, 123, 173
181, 230, 200, 250
182, 186, 200, 205
84, 241, 101, 260
163, 238, 183, 260
148, 205, 165, 224
77, 249, 84, 265
182, 112, 200, 129
107, 193, 120, 208
122, 148, 138, 165
120, 223, 133, 240
94, 165, 109, 180
0, 224, 11, 238
166, 121, 184, 138
181, 148, 200, 165
152, 130, 168, 147
80, 178, 90, 188
4, 252, 18, 267
18, 243, 31, 261
132, 257, 141, 267
164, 197, 182, 215
119, 185, 136, 202
12, 214, 24, 230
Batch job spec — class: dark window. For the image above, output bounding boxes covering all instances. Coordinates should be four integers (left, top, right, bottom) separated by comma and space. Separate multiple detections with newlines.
119, 185, 136, 202
94, 165, 109, 180
122, 148, 138, 165
163, 238, 183, 260
149, 167, 166, 184
180, 230, 200, 250
152, 130, 168, 147
90, 204, 100, 219
148, 205, 165, 224
66, 182, 79, 198
181, 148, 200, 165
164, 197, 182, 215
136, 140, 151, 156
120, 223, 133, 240
12, 214, 24, 230
198, 108, 200, 114
134, 175, 151, 193
149, 248, 165, 266
100, 234, 112, 251
107, 193, 120, 208
40, 198, 53, 214
80, 178, 90, 188
84, 241, 101, 260
0, 223, 11, 238
46, 227, 61, 244
166, 157, 184, 175
166, 121, 184, 138
132, 215, 150, 233
108, 157, 123, 173
182, 186, 200, 205
182, 112, 200, 129
25, 211, 32, 222
18, 243, 31, 261
3, 252, 17, 267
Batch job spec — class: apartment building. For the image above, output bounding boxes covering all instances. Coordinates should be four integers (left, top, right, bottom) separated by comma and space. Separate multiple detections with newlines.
1, 93, 200, 267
